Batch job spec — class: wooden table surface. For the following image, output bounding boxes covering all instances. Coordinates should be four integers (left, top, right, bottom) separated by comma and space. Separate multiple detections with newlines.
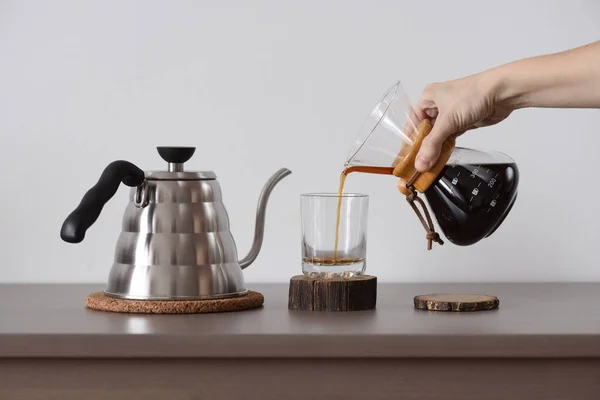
1, 282, 600, 399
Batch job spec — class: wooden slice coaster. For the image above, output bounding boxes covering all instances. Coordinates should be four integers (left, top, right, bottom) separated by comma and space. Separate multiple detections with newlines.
414, 293, 499, 312
85, 290, 264, 314
288, 275, 377, 312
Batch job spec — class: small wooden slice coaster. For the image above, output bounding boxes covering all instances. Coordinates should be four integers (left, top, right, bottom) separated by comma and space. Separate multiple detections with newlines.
288, 275, 377, 312
85, 290, 264, 314
414, 293, 499, 312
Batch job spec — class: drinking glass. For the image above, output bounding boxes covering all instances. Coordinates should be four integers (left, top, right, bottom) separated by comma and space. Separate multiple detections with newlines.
300, 193, 369, 278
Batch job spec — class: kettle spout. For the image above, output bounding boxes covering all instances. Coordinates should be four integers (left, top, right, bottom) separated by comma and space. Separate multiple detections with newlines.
239, 168, 291, 269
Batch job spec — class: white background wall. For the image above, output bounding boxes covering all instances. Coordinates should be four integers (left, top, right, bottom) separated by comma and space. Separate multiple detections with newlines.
1, 0, 599, 284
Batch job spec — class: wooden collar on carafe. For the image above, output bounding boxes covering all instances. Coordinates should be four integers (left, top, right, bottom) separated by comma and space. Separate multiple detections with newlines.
392, 119, 456, 250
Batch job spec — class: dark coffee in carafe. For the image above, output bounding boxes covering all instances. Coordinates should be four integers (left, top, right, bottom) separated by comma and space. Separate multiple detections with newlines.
424, 161, 519, 246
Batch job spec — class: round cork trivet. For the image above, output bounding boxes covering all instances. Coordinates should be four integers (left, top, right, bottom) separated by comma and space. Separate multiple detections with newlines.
85, 290, 264, 314
414, 293, 499, 312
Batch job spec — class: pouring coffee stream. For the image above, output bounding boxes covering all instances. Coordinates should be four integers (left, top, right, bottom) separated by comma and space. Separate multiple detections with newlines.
333, 166, 393, 260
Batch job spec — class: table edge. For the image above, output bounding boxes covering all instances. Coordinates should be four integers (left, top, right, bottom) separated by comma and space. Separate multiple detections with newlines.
2, 333, 600, 358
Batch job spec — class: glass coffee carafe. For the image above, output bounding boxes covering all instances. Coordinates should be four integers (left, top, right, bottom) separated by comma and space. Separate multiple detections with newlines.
344, 81, 519, 249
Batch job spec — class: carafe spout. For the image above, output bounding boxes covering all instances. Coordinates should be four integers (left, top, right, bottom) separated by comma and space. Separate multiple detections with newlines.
239, 168, 292, 269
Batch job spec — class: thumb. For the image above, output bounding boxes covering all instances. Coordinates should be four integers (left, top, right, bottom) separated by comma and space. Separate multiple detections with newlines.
414, 116, 455, 173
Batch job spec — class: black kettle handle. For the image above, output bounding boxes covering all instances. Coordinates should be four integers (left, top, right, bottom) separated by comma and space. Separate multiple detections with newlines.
60, 160, 145, 244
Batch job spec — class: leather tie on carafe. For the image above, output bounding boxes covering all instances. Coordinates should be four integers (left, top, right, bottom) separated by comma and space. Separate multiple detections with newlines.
405, 171, 443, 250
391, 118, 456, 250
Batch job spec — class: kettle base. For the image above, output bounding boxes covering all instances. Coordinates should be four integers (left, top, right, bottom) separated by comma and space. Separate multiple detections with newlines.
102, 289, 249, 301
105, 262, 249, 301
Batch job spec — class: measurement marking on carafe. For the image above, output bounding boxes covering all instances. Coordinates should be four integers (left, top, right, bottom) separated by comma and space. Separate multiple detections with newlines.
486, 168, 490, 173
487, 200, 497, 213
457, 171, 461, 177
470, 196, 473, 202
477, 182, 481, 187
470, 166, 480, 179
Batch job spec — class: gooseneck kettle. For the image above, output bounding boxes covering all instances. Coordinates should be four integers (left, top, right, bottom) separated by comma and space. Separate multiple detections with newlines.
60, 146, 291, 300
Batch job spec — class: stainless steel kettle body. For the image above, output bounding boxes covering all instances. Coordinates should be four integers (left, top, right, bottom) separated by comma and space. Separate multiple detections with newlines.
60, 147, 291, 300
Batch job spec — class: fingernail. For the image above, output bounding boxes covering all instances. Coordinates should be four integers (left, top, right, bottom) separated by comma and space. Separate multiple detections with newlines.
415, 155, 432, 171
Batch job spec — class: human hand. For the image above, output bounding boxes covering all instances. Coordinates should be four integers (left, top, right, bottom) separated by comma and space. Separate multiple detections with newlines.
411, 40, 600, 172
413, 72, 514, 172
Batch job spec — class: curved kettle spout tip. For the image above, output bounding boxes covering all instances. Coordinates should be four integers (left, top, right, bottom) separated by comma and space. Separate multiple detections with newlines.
276, 167, 292, 177
238, 167, 291, 269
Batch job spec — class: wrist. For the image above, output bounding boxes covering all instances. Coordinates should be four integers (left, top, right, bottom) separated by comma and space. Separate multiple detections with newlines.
483, 63, 530, 110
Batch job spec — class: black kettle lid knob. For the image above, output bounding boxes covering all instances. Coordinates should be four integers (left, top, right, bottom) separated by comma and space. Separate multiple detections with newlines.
156, 147, 196, 164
